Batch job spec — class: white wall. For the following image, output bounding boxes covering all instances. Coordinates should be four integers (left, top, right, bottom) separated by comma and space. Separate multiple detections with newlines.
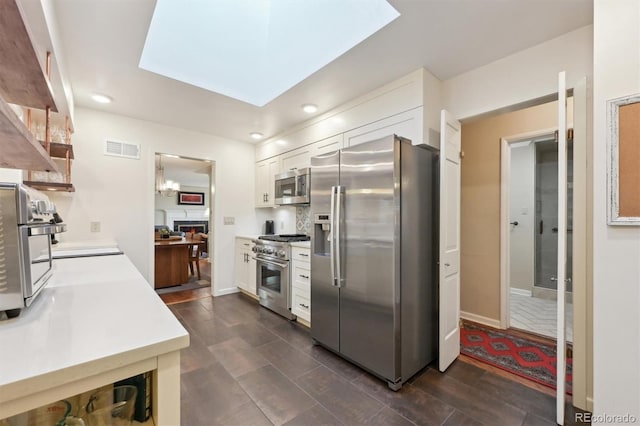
255, 206, 297, 235
154, 184, 208, 225
0, 168, 22, 183
593, 0, 640, 418
443, 25, 593, 121
509, 143, 535, 292
49, 108, 260, 296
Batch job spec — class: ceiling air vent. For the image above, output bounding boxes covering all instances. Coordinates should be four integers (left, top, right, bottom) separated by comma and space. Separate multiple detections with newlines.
104, 140, 140, 160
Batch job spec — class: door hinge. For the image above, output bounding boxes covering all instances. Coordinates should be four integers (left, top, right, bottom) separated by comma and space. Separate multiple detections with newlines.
459, 151, 464, 159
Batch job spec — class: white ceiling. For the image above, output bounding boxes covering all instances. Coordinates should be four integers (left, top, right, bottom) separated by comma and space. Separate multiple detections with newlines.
53, 0, 593, 144
156, 155, 211, 188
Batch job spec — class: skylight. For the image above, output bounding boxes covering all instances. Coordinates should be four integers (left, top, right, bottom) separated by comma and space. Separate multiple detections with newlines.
139, 0, 400, 107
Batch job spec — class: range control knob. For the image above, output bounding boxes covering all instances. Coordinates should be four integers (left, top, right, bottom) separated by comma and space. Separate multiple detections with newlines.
265, 248, 274, 255
278, 250, 286, 258
252, 246, 257, 253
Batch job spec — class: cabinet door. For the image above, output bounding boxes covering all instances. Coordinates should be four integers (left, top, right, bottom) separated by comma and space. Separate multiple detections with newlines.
282, 146, 312, 172
235, 245, 249, 291
255, 160, 269, 207
292, 286, 311, 322
343, 108, 423, 147
255, 157, 280, 208
311, 134, 344, 157
247, 248, 257, 296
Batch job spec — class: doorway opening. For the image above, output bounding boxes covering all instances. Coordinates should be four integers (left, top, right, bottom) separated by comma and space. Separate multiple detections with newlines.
153, 153, 215, 300
505, 131, 574, 341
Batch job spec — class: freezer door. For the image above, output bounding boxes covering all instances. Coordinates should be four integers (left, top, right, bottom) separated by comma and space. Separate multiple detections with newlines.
310, 150, 340, 351
339, 136, 398, 381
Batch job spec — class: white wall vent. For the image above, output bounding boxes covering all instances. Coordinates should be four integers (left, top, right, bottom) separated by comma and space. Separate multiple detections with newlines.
104, 140, 140, 160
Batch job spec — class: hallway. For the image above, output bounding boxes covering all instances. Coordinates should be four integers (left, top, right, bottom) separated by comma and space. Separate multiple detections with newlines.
510, 293, 574, 342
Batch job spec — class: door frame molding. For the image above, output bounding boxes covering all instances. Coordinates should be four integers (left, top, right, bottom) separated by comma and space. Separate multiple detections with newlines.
499, 127, 557, 329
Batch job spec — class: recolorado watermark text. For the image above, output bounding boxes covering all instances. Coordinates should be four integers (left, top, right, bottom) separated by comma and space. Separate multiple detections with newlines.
576, 412, 638, 423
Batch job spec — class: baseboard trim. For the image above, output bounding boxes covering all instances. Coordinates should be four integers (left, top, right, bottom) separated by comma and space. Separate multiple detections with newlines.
460, 311, 502, 329
238, 288, 259, 301
586, 397, 593, 413
532, 286, 574, 304
296, 317, 311, 328
214, 287, 239, 297
510, 288, 532, 297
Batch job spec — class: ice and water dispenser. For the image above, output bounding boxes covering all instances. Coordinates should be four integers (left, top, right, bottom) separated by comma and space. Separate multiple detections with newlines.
313, 213, 331, 255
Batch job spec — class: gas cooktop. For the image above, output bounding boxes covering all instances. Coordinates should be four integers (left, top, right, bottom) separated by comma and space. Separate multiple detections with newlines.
258, 234, 310, 242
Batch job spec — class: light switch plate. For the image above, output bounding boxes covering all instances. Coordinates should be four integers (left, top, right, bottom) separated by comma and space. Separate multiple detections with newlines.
223, 217, 235, 225
90, 221, 101, 232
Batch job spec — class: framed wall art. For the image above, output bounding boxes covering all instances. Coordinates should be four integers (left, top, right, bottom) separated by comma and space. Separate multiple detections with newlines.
178, 191, 205, 206
608, 93, 640, 225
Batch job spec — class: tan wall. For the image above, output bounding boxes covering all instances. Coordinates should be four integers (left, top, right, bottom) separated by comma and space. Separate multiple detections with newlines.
460, 100, 573, 321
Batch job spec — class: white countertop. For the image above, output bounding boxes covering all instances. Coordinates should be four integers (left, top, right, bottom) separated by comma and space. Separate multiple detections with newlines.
0, 254, 189, 401
290, 241, 311, 249
236, 235, 260, 241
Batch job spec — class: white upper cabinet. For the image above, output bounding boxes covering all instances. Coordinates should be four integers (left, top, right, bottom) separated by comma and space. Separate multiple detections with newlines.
281, 134, 344, 172
281, 146, 312, 172
253, 68, 444, 206
343, 107, 423, 148
311, 134, 343, 157
255, 157, 280, 208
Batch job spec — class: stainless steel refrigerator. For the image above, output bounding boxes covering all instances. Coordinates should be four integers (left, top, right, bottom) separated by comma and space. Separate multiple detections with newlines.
310, 135, 439, 390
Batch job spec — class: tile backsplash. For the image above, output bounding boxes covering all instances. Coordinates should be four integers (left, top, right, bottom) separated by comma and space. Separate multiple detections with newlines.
296, 206, 311, 234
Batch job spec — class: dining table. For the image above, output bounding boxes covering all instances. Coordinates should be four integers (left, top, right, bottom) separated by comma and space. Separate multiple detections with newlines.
154, 237, 205, 288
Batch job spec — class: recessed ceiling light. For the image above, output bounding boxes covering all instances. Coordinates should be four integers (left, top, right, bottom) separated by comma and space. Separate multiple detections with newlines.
91, 94, 113, 104
250, 132, 264, 140
302, 104, 318, 114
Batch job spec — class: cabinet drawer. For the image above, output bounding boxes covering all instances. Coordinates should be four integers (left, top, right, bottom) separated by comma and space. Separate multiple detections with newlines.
292, 263, 310, 291
292, 287, 310, 322
291, 246, 310, 263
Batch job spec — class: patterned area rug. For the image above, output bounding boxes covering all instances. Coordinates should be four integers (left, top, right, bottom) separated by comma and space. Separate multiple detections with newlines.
460, 322, 572, 394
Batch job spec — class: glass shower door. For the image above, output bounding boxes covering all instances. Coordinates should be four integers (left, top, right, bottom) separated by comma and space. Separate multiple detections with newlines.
534, 139, 573, 292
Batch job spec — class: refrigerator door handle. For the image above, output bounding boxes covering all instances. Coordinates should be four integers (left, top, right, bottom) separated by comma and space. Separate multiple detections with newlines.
330, 185, 337, 286
335, 185, 344, 288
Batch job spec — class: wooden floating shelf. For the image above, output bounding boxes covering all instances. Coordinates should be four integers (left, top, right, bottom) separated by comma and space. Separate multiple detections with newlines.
0, 94, 58, 172
23, 181, 75, 192
39, 141, 74, 159
0, 0, 57, 111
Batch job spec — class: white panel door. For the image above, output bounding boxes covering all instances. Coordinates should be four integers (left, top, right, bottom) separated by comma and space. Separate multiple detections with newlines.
556, 71, 568, 425
439, 110, 462, 372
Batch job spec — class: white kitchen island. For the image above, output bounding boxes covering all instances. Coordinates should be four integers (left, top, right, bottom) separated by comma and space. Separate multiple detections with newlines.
0, 254, 189, 424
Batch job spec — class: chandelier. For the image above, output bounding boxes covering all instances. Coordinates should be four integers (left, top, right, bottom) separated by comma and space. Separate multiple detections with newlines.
156, 155, 181, 196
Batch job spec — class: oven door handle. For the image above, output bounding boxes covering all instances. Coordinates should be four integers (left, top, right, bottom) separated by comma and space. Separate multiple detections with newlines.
28, 224, 67, 236
258, 258, 289, 268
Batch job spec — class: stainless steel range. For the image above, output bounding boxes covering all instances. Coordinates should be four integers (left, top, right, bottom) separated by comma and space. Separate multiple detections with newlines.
253, 234, 310, 319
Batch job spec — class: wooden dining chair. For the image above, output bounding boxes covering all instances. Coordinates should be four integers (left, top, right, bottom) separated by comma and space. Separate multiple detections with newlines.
188, 235, 204, 280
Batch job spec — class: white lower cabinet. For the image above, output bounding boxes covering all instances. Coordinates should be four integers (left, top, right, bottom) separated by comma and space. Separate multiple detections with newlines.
235, 238, 256, 296
291, 246, 311, 323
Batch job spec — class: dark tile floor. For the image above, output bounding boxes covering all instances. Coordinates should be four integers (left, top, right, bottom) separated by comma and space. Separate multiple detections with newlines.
169, 293, 587, 426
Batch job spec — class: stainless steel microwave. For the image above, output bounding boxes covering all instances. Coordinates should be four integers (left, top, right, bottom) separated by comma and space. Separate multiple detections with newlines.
274, 168, 310, 206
